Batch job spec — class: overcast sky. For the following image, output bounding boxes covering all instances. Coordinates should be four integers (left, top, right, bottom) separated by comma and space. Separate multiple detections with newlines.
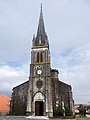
0, 0, 90, 104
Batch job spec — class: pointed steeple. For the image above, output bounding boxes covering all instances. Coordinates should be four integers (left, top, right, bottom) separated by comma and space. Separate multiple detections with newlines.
33, 4, 49, 48
37, 4, 46, 37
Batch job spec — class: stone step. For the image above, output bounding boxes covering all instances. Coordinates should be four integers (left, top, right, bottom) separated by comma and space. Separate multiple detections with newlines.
26, 116, 49, 120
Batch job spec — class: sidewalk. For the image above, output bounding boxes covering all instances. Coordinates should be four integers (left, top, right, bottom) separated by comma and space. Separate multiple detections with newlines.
50, 118, 77, 120
50, 117, 77, 120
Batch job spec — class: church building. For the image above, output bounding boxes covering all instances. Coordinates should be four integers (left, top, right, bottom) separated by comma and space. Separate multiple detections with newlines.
10, 6, 74, 117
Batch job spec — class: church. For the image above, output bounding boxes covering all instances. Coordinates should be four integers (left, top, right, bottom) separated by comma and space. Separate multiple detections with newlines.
10, 6, 74, 117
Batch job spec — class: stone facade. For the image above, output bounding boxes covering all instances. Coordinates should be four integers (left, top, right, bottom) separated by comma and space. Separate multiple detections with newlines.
10, 81, 28, 115
10, 6, 74, 117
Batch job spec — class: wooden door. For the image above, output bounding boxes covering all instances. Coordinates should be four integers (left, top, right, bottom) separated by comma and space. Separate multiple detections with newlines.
35, 101, 43, 116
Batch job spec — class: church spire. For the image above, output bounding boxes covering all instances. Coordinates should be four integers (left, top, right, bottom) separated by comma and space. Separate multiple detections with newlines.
33, 4, 49, 47
37, 4, 46, 37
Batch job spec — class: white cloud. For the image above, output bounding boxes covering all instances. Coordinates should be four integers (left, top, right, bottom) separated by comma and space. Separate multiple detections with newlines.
52, 44, 90, 104
0, 64, 29, 93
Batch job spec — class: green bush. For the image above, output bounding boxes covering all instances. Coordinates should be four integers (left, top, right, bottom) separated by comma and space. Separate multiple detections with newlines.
65, 107, 72, 116
55, 106, 64, 117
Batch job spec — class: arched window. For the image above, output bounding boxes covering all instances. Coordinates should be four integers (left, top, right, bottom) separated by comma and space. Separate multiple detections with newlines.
45, 50, 48, 62
37, 51, 39, 63
36, 51, 43, 63
40, 51, 43, 62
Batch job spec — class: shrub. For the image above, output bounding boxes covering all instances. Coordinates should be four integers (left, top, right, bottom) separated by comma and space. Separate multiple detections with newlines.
55, 106, 64, 117
65, 107, 72, 116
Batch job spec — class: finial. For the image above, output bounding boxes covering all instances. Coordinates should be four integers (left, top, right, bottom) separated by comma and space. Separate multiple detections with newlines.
41, 3, 42, 12
41, 3, 42, 8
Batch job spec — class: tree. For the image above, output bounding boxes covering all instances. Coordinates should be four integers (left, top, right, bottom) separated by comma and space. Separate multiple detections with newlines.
78, 104, 87, 116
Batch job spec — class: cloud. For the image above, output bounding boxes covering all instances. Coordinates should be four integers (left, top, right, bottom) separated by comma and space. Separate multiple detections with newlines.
47, 0, 90, 54
52, 44, 90, 104
0, 64, 29, 93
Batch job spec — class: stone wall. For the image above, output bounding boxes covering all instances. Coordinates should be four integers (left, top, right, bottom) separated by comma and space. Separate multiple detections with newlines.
11, 69, 73, 116
51, 69, 72, 115
10, 81, 29, 115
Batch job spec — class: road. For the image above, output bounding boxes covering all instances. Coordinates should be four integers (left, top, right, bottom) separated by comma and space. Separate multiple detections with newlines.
0, 116, 90, 120
77, 118, 90, 120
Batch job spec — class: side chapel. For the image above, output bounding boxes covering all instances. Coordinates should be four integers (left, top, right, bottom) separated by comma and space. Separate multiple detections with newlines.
10, 6, 74, 117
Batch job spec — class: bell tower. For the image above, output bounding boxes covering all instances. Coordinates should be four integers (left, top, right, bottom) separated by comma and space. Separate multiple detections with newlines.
26, 5, 53, 117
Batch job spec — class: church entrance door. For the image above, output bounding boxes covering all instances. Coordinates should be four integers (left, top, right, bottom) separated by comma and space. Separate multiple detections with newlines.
35, 101, 44, 116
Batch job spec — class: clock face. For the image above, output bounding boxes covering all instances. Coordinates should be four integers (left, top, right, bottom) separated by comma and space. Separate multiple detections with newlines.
37, 69, 42, 75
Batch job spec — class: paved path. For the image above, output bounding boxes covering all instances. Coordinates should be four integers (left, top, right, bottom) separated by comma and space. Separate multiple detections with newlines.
0, 116, 74, 120
0, 116, 76, 120
0, 116, 90, 120
77, 118, 90, 120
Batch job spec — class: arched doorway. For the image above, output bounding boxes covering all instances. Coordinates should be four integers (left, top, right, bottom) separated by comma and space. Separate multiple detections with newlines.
34, 92, 45, 116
